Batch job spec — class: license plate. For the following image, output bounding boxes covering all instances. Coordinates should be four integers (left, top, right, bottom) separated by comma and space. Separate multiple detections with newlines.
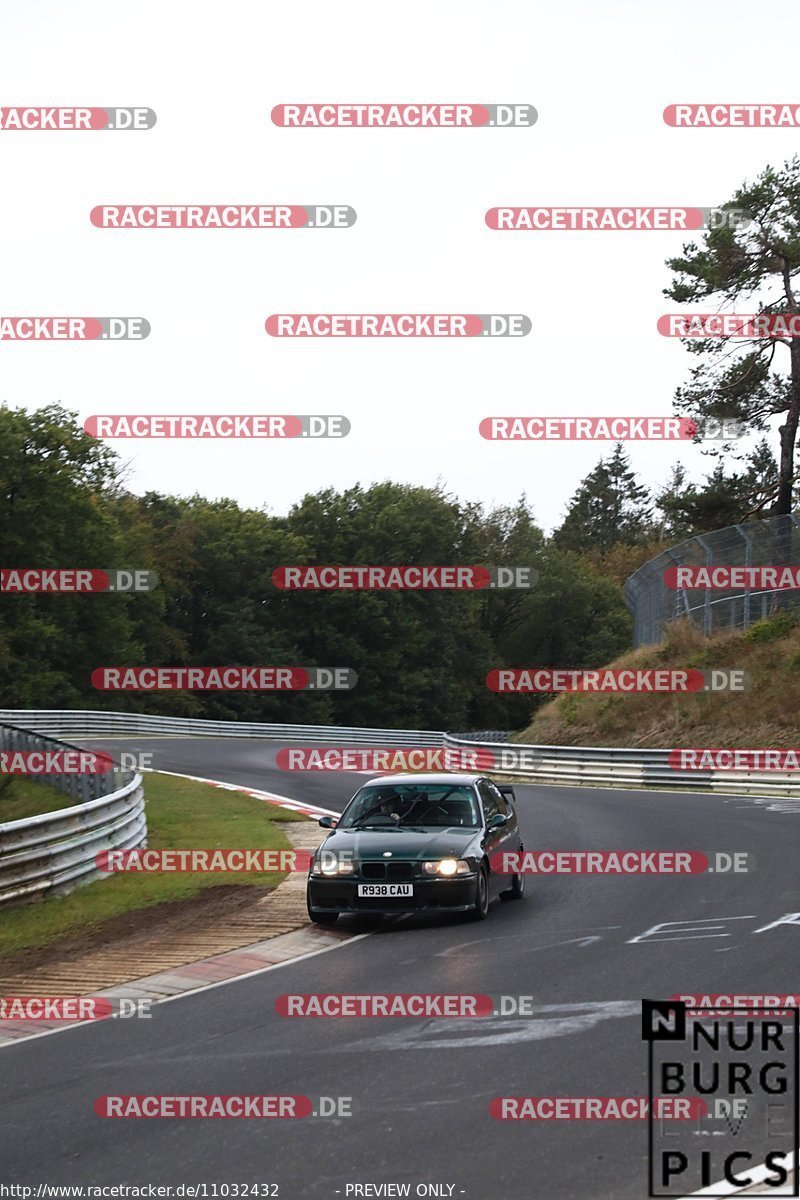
357, 883, 413, 897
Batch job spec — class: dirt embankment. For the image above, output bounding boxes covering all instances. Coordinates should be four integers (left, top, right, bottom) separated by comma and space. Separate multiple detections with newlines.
516, 613, 800, 749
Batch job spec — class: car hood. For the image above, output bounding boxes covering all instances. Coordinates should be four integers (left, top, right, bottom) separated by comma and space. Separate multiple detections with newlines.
320, 827, 481, 860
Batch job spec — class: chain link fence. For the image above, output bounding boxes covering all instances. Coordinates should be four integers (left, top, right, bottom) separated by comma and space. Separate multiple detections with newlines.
448, 730, 512, 742
624, 514, 800, 647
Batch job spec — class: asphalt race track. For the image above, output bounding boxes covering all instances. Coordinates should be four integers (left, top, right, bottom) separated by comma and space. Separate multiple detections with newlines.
1, 737, 797, 1198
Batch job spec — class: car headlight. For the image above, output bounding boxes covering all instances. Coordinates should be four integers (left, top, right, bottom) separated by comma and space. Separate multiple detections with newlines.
421, 858, 471, 877
311, 854, 357, 876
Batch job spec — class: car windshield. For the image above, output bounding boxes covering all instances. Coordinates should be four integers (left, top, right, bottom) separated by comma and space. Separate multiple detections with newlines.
340, 784, 481, 829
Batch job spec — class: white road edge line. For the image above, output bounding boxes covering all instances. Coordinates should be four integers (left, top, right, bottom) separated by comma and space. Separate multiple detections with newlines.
0, 932, 371, 1051
150, 767, 341, 816
685, 1148, 796, 1196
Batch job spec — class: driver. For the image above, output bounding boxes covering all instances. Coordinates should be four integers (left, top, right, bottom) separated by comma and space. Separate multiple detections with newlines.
367, 788, 402, 820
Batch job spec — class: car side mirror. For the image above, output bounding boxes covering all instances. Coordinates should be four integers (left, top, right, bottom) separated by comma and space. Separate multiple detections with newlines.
318, 815, 338, 829
487, 812, 509, 831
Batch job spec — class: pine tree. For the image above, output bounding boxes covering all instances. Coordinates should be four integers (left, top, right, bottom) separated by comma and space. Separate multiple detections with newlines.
655, 443, 779, 540
665, 156, 800, 516
552, 445, 653, 554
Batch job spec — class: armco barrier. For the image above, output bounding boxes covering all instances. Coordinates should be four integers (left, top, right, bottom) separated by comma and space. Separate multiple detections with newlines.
443, 735, 800, 799
0, 709, 446, 746
0, 722, 145, 905
1, 721, 133, 803
2, 711, 798, 804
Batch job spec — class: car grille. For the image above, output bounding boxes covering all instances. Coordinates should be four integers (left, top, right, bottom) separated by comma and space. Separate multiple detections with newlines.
360, 861, 415, 880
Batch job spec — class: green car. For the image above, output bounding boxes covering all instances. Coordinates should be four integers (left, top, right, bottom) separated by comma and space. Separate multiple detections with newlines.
306, 772, 525, 924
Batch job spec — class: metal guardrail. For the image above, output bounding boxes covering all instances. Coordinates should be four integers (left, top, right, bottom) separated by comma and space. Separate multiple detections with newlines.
443, 735, 800, 799
0, 710, 446, 746
0, 722, 146, 906
1, 721, 134, 802
2, 712, 797, 822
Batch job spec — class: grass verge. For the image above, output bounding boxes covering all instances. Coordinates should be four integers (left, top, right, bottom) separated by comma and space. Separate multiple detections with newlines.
0, 771, 307, 961
0, 777, 80, 823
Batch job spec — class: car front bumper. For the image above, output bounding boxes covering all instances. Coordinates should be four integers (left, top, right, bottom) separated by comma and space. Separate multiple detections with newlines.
307, 873, 478, 914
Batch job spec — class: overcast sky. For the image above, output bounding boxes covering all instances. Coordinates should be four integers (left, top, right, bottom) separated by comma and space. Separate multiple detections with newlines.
2, 0, 798, 533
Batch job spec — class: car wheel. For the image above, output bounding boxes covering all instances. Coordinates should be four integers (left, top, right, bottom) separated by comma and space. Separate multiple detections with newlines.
501, 870, 525, 900
468, 866, 490, 921
500, 844, 525, 901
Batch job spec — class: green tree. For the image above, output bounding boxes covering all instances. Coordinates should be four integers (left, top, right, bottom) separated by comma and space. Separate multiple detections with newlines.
479, 545, 633, 728
655, 443, 779, 540
130, 493, 329, 722
281, 483, 494, 729
665, 157, 800, 516
0, 409, 642, 732
552, 445, 654, 555
0, 404, 142, 707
